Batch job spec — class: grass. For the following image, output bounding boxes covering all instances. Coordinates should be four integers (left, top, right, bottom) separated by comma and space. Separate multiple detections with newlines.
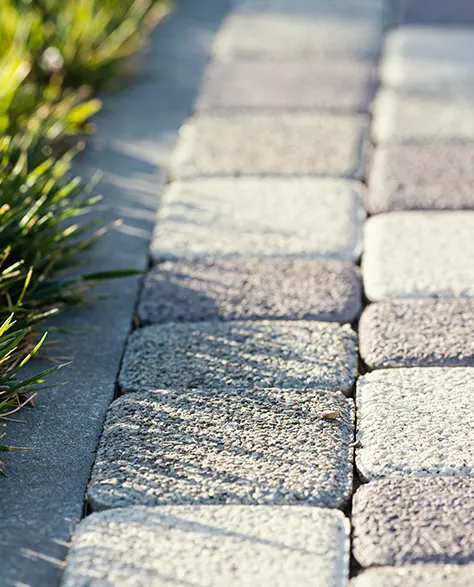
0, 0, 169, 472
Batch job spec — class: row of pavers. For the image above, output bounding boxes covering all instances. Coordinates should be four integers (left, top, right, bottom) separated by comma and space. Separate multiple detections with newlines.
61, 1, 474, 585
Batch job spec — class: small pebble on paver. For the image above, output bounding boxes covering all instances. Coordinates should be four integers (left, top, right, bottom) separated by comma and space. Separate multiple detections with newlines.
151, 178, 365, 263
170, 115, 368, 179
215, 0, 383, 61
62, 506, 350, 587
363, 212, 474, 300
195, 59, 376, 113
367, 144, 474, 213
138, 259, 362, 325
119, 321, 358, 395
356, 368, 474, 480
381, 27, 474, 92
87, 388, 354, 510
359, 299, 474, 369
401, 0, 474, 24
352, 478, 474, 567
372, 89, 474, 144
352, 565, 474, 587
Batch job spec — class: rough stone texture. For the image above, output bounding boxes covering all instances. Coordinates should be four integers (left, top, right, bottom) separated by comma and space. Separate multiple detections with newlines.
62, 506, 350, 587
352, 478, 474, 567
356, 368, 474, 480
119, 321, 358, 395
170, 115, 368, 179
195, 59, 376, 113
359, 299, 474, 368
138, 259, 362, 325
215, 0, 384, 60
367, 144, 474, 213
372, 89, 474, 144
352, 565, 474, 587
381, 27, 474, 92
401, 0, 474, 24
87, 389, 354, 510
152, 178, 365, 263
363, 212, 474, 300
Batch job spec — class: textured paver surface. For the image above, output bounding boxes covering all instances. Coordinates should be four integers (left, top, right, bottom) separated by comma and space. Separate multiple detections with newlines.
63, 506, 350, 587
215, 0, 383, 60
138, 259, 362, 325
359, 299, 474, 368
356, 368, 474, 480
151, 178, 365, 262
352, 565, 474, 587
119, 321, 358, 395
401, 0, 474, 24
87, 389, 354, 510
195, 59, 376, 113
367, 144, 474, 212
352, 478, 474, 567
363, 212, 474, 300
170, 115, 368, 178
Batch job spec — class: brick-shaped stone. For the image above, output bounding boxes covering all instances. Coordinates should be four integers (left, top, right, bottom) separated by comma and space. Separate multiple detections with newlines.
401, 0, 474, 24
119, 321, 358, 395
356, 368, 474, 480
363, 212, 474, 300
367, 144, 474, 213
359, 299, 474, 368
195, 59, 376, 113
372, 89, 474, 144
138, 259, 362, 325
63, 506, 350, 587
352, 565, 474, 587
152, 178, 365, 262
353, 478, 474, 567
88, 389, 354, 510
170, 115, 368, 178
215, 0, 384, 60
381, 27, 474, 92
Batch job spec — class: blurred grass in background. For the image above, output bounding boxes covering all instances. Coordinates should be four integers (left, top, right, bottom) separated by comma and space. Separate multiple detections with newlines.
0, 0, 169, 468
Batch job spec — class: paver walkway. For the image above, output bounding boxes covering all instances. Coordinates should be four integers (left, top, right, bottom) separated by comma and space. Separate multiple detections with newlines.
62, 0, 474, 585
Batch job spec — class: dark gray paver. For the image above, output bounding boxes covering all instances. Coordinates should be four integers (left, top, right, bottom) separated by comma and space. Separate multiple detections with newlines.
0, 1, 234, 585
170, 115, 368, 178
195, 59, 376, 113
87, 388, 354, 510
62, 506, 350, 587
215, 0, 384, 61
359, 299, 474, 369
352, 565, 474, 587
352, 478, 474, 567
119, 321, 358, 395
356, 368, 474, 480
363, 212, 474, 301
401, 0, 474, 24
151, 178, 365, 263
367, 144, 474, 213
138, 259, 362, 325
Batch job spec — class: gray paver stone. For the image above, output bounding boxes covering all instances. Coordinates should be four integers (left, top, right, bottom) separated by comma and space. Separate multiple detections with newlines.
359, 299, 474, 368
88, 389, 354, 510
401, 0, 474, 24
356, 368, 474, 480
367, 144, 474, 213
351, 565, 474, 587
170, 115, 368, 178
62, 506, 350, 587
195, 59, 376, 113
363, 211, 474, 300
215, 0, 383, 60
352, 478, 474, 567
151, 178, 365, 263
138, 259, 362, 325
119, 321, 358, 395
